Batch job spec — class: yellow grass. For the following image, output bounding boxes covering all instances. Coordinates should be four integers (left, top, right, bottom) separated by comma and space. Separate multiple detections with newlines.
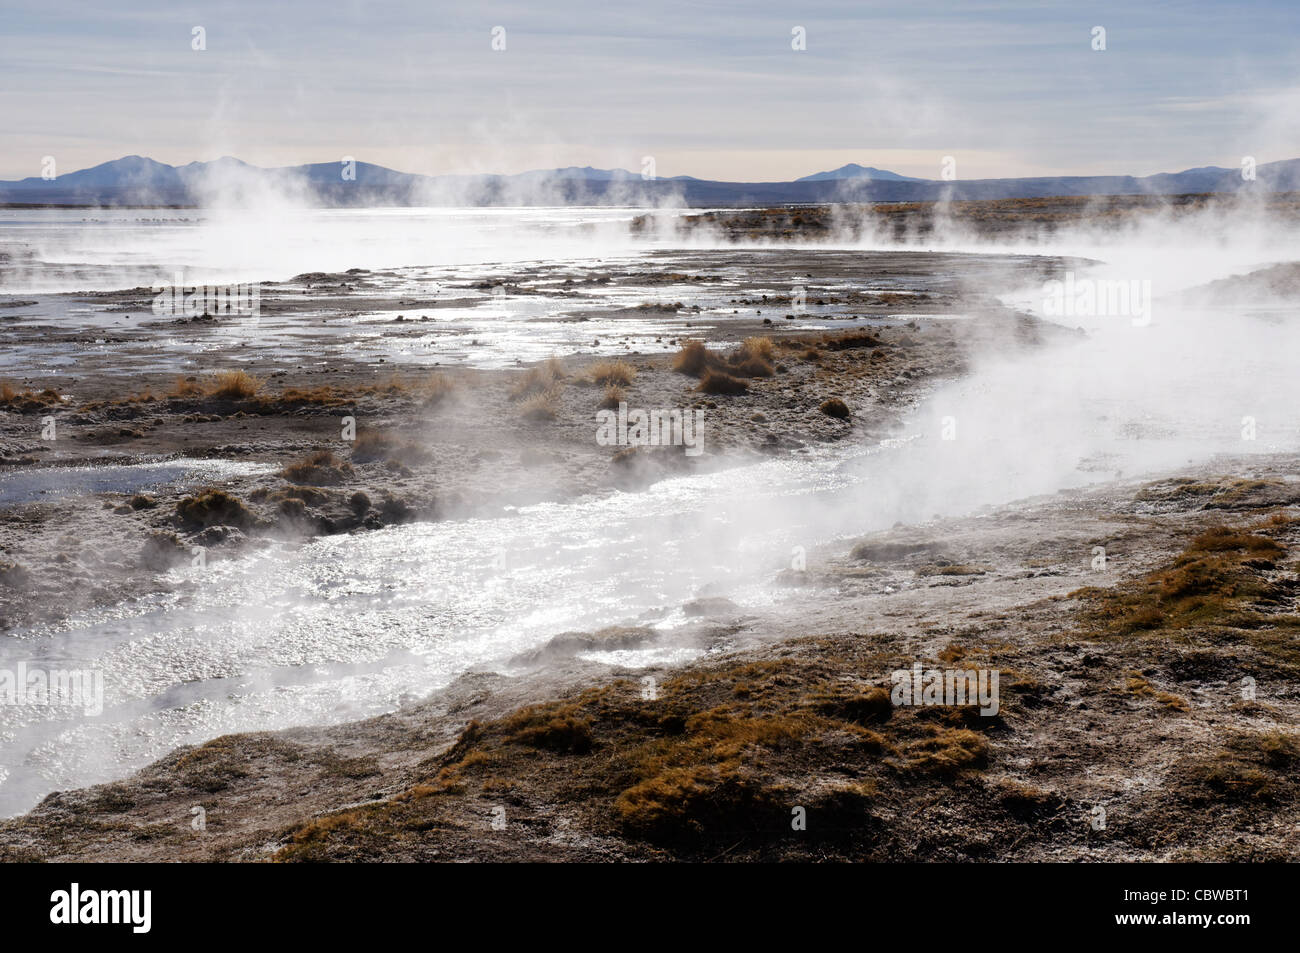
206, 370, 261, 399
587, 360, 636, 387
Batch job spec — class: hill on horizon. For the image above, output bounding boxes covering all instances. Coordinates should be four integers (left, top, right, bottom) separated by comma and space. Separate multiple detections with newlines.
3, 155, 1298, 207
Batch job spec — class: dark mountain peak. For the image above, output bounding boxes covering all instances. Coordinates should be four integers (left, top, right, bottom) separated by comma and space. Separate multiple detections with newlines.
796, 163, 922, 183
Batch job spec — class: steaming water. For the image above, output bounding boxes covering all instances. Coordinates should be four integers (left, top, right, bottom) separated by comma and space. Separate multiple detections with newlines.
2, 208, 1299, 816
0, 207, 684, 294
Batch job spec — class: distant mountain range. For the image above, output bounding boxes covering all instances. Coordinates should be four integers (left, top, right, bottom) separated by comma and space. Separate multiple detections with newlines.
2, 155, 1298, 207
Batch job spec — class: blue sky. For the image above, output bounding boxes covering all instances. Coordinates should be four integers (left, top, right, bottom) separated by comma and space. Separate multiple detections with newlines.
2, 0, 1297, 181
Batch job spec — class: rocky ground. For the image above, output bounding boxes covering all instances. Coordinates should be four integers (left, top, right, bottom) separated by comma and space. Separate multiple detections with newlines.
633, 192, 1300, 243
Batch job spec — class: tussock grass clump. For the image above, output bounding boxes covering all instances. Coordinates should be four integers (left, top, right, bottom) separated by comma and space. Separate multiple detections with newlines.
612, 707, 816, 840
206, 370, 262, 400
1185, 525, 1284, 559
819, 397, 850, 419
350, 430, 431, 465
739, 336, 775, 362
285, 812, 367, 851
727, 353, 774, 378
672, 338, 773, 380
1122, 672, 1189, 711
266, 643, 1010, 859
169, 376, 203, 398
253, 485, 331, 507
672, 340, 719, 377
722, 337, 776, 378
510, 357, 566, 400
280, 450, 355, 486
615, 763, 786, 840
587, 359, 636, 387
1180, 730, 1300, 803
994, 780, 1064, 819
279, 386, 346, 406
598, 384, 625, 410
697, 369, 748, 395
502, 704, 595, 754
0, 383, 61, 411
139, 531, 189, 571
1074, 523, 1289, 637
372, 373, 410, 395
918, 564, 988, 577
519, 386, 561, 421
0, 560, 30, 587
176, 488, 254, 528
901, 726, 990, 775
812, 687, 893, 726
270, 637, 1009, 860
421, 372, 456, 405
1070, 515, 1300, 683
819, 331, 883, 351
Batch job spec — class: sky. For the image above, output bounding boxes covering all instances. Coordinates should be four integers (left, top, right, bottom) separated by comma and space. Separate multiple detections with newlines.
1, 0, 1298, 182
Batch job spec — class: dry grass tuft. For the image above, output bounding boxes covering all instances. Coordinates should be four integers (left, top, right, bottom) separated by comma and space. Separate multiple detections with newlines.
598, 385, 625, 410
672, 340, 718, 377
670, 337, 773, 379
511, 357, 566, 400
901, 726, 990, 775
168, 376, 203, 398
697, 369, 748, 395
739, 336, 775, 362
1180, 730, 1300, 803
176, 488, 254, 528
421, 372, 456, 405
280, 450, 355, 486
350, 430, 431, 465
819, 397, 850, 419
279, 386, 345, 406
726, 353, 774, 378
519, 386, 561, 421
502, 705, 595, 754
0, 383, 62, 411
587, 359, 636, 387
206, 370, 261, 400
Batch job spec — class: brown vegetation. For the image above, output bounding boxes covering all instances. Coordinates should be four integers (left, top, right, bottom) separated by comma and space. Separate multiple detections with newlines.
587, 360, 636, 387
176, 489, 254, 529
697, 370, 748, 395
206, 370, 262, 400
280, 450, 356, 486
819, 397, 850, 419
